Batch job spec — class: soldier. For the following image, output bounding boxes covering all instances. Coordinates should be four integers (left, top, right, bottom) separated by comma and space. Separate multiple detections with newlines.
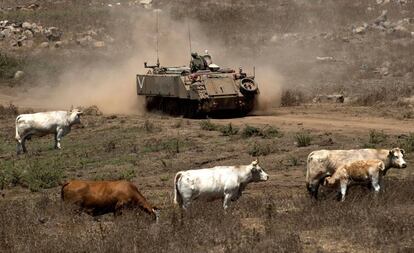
190, 52, 207, 73
203, 49, 212, 65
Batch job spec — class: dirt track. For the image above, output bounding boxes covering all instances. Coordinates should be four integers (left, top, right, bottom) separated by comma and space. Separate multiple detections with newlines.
217, 106, 414, 134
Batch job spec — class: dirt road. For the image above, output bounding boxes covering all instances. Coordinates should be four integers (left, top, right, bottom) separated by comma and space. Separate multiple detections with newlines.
215, 106, 413, 134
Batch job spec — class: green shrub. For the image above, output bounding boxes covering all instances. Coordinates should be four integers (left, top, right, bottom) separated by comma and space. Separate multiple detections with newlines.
399, 133, 414, 153
288, 155, 299, 166
242, 125, 262, 138
248, 142, 273, 156
294, 132, 312, 147
118, 168, 136, 181
199, 120, 218, 131
219, 123, 239, 136
242, 125, 282, 138
368, 130, 387, 145
261, 126, 283, 138
24, 166, 64, 192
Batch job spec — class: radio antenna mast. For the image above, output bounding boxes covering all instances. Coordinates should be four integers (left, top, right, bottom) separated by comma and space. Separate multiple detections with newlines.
187, 18, 192, 56
155, 9, 160, 67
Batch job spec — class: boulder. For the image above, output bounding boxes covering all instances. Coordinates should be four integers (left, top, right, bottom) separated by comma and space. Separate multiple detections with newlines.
14, 71, 25, 80
76, 35, 93, 46
39, 41, 49, 48
22, 22, 32, 30
44, 27, 62, 41
22, 30, 33, 39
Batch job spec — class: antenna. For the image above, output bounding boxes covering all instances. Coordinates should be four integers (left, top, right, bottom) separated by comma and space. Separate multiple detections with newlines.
187, 18, 192, 56
155, 9, 160, 67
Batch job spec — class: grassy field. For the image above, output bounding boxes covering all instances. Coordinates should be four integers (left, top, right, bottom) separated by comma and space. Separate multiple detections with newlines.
0, 105, 413, 252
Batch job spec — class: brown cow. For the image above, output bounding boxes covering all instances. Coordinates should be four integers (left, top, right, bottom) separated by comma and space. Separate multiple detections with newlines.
61, 180, 160, 221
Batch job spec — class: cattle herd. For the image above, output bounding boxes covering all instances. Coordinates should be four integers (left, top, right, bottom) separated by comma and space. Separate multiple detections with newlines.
12, 110, 409, 221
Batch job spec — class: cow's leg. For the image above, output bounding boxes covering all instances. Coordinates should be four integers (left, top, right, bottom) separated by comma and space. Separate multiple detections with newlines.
371, 177, 380, 193
55, 128, 64, 149
339, 180, 348, 202
16, 138, 23, 155
223, 193, 234, 210
21, 136, 27, 153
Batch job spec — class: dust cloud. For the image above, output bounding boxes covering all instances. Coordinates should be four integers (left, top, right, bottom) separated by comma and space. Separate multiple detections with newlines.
20, 7, 283, 115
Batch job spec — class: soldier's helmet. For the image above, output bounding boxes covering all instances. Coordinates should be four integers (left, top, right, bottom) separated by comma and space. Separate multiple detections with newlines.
191, 52, 198, 58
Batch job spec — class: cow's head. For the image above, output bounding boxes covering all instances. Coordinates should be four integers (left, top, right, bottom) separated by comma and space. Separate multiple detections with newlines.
69, 109, 83, 125
388, 148, 407, 169
250, 159, 269, 182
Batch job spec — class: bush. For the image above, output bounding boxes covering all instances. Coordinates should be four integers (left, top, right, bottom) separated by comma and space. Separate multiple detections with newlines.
248, 142, 273, 156
118, 168, 136, 181
369, 130, 387, 145
24, 166, 64, 192
0, 103, 19, 118
0, 53, 23, 79
261, 126, 283, 138
242, 125, 262, 137
199, 120, 218, 131
219, 123, 239, 136
399, 133, 414, 153
294, 132, 312, 147
242, 125, 282, 138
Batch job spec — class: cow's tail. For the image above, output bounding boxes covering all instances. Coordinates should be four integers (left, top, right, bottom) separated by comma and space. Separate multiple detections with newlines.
61, 182, 70, 201
173, 172, 183, 207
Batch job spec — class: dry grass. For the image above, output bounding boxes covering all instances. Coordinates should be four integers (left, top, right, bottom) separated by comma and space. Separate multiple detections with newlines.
0, 178, 412, 252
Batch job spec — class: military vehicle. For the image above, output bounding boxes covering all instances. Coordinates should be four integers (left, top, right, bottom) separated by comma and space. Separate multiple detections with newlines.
136, 59, 259, 118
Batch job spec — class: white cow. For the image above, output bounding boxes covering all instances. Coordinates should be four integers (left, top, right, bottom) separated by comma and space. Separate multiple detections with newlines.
306, 148, 407, 199
323, 159, 385, 201
15, 109, 83, 154
173, 160, 269, 209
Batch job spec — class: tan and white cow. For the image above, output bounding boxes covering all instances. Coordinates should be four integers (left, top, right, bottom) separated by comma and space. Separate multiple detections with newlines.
323, 159, 385, 201
174, 160, 269, 209
15, 109, 83, 154
306, 148, 407, 199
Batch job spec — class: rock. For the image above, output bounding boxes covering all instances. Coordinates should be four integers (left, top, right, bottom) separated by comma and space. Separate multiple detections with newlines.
76, 35, 93, 46
22, 22, 32, 30
353, 23, 368, 34
93, 41, 105, 48
44, 27, 62, 41
316, 56, 335, 62
14, 71, 25, 80
22, 30, 33, 39
2, 28, 12, 38
0, 20, 9, 28
393, 25, 411, 37
54, 41, 63, 48
39, 42, 49, 48
140, 0, 152, 8
374, 10, 387, 26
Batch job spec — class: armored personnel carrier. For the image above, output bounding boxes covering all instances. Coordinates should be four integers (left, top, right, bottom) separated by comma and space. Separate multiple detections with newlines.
136, 59, 259, 118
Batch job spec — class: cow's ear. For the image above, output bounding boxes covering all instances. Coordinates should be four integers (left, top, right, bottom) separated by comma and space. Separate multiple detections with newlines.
77, 111, 83, 116
389, 150, 393, 156
252, 159, 258, 166
401, 149, 405, 155
69, 105, 74, 112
